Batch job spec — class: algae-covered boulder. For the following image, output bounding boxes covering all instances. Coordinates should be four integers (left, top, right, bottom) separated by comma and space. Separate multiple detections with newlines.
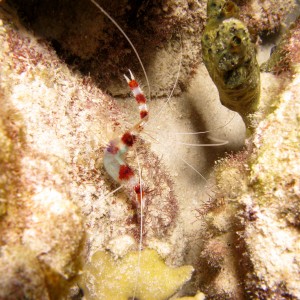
203, 60, 300, 299
243, 65, 300, 298
0, 246, 50, 300
0, 19, 84, 296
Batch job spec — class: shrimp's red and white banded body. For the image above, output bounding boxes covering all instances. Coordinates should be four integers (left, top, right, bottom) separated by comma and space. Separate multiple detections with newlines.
103, 70, 148, 208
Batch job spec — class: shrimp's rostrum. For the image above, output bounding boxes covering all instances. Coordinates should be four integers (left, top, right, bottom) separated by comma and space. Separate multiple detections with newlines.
104, 70, 148, 208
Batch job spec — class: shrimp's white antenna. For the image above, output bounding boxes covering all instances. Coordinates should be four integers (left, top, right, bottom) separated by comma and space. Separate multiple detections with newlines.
174, 111, 236, 135
132, 148, 144, 300
90, 0, 151, 100
176, 136, 228, 147
179, 157, 208, 183
175, 130, 211, 135
100, 184, 124, 201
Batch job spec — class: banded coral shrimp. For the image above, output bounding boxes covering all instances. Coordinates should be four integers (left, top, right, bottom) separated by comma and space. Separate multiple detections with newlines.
87, 0, 246, 297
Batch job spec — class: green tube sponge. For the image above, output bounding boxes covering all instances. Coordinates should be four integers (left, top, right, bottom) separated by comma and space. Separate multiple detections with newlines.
201, 0, 260, 131
79, 248, 194, 300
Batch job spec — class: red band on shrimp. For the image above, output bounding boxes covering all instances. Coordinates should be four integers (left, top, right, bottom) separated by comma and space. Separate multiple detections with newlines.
121, 131, 136, 147
134, 184, 144, 204
119, 164, 134, 180
134, 184, 141, 194
140, 110, 148, 119
128, 80, 139, 89
135, 94, 146, 104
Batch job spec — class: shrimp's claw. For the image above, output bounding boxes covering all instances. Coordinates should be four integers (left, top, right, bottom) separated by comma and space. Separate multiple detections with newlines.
123, 69, 135, 83
128, 69, 135, 80
124, 73, 130, 83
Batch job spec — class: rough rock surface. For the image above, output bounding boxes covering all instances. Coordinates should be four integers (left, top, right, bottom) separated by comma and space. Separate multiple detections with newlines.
202, 48, 300, 300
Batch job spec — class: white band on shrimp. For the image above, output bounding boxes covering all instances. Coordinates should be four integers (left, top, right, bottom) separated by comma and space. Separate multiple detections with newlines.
132, 86, 143, 97
139, 104, 148, 111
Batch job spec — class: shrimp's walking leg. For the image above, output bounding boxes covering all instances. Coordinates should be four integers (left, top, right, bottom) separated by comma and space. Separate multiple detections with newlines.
103, 70, 148, 207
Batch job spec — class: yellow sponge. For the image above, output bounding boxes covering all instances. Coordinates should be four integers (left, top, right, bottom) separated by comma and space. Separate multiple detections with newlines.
79, 248, 194, 300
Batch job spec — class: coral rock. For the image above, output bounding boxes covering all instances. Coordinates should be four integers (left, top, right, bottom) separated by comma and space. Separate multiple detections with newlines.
0, 245, 50, 300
